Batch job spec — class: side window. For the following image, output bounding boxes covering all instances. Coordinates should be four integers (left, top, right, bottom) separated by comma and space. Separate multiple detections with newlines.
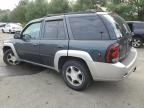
69, 15, 109, 40
43, 20, 66, 40
22, 22, 41, 40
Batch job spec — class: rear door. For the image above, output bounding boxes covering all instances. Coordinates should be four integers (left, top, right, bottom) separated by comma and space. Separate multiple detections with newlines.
39, 16, 68, 67
102, 14, 132, 61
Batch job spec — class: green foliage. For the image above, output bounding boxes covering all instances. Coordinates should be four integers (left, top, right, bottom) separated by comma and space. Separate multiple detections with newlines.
72, 0, 106, 11
48, 0, 71, 14
0, 0, 70, 23
1, 0, 144, 23
25, 0, 49, 22
107, 0, 144, 21
0, 10, 11, 22
128, 0, 144, 20
10, 0, 29, 23
107, 3, 136, 20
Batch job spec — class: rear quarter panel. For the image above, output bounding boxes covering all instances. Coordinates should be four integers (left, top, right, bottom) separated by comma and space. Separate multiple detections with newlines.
69, 40, 117, 62
65, 14, 117, 62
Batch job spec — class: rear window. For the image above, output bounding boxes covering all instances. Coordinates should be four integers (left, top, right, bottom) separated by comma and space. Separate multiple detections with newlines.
103, 14, 131, 38
69, 15, 110, 40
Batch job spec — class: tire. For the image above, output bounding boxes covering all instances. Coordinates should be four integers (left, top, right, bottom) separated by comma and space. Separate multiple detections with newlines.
61, 60, 92, 91
132, 37, 143, 48
2, 29, 5, 33
3, 49, 20, 66
9, 30, 12, 34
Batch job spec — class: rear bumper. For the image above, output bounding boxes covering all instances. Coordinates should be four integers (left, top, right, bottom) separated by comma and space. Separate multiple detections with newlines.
89, 47, 137, 81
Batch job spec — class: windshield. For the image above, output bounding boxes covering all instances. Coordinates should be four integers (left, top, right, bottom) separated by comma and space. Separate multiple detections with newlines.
103, 13, 131, 38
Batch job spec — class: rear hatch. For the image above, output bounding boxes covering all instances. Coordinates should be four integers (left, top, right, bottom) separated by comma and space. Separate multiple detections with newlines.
103, 13, 132, 62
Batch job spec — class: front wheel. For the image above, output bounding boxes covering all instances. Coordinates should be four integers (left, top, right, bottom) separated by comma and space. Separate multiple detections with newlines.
3, 49, 20, 66
61, 60, 92, 91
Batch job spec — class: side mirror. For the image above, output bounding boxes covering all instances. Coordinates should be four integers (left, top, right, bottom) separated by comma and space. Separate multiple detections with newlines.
22, 34, 31, 41
14, 31, 21, 39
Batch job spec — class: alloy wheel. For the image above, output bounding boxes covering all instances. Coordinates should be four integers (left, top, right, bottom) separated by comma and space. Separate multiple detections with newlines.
7, 53, 20, 65
65, 66, 84, 86
132, 38, 142, 48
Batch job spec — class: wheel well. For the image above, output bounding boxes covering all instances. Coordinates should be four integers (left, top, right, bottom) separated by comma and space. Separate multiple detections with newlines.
58, 56, 93, 80
58, 56, 88, 70
3, 46, 11, 53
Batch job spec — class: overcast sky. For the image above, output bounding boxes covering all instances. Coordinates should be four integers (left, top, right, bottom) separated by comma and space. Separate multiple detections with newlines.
0, 0, 20, 10
0, 0, 76, 10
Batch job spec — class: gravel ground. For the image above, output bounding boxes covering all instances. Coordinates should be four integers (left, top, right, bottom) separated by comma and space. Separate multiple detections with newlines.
0, 32, 144, 108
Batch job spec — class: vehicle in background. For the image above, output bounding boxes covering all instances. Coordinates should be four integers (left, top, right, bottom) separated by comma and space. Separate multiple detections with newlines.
0, 23, 6, 27
127, 21, 144, 48
2, 23, 23, 34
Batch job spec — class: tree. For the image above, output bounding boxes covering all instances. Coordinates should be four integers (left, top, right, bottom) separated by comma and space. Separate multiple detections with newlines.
107, 3, 136, 20
25, 0, 49, 21
128, 0, 144, 20
107, 0, 144, 21
72, 0, 106, 11
10, 0, 29, 23
0, 9, 11, 22
48, 0, 71, 14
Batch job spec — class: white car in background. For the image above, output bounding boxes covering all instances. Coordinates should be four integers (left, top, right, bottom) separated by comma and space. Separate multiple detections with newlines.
2, 23, 23, 33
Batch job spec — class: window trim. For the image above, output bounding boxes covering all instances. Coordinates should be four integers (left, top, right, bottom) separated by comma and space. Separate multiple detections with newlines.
21, 21, 42, 40
42, 19, 67, 40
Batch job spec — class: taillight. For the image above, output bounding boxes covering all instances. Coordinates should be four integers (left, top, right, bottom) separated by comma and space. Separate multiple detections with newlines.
106, 43, 120, 63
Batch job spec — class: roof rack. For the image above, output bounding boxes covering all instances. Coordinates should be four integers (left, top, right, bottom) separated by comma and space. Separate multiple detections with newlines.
45, 9, 98, 17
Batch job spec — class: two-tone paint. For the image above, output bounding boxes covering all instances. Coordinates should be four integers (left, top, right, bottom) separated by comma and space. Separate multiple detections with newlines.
3, 12, 137, 81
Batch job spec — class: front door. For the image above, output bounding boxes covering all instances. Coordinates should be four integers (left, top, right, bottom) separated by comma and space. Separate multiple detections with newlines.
14, 22, 42, 63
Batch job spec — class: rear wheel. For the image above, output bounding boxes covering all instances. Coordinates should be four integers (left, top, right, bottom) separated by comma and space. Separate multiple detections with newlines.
132, 37, 143, 48
61, 60, 92, 91
2, 29, 5, 33
3, 49, 20, 66
9, 30, 12, 34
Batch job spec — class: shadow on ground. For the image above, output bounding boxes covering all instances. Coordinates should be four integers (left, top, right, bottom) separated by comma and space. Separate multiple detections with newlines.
0, 63, 46, 77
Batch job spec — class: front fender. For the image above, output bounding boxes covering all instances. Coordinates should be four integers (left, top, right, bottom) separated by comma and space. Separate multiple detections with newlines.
3, 43, 19, 60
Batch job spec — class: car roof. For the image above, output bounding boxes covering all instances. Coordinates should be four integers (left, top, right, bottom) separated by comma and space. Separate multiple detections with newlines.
29, 11, 109, 23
